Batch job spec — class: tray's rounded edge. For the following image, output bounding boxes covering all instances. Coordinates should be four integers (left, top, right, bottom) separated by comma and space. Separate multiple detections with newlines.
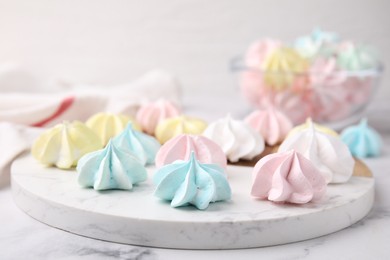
10, 154, 375, 250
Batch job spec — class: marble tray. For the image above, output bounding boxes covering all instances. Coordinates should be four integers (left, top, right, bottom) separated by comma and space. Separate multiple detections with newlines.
11, 154, 374, 249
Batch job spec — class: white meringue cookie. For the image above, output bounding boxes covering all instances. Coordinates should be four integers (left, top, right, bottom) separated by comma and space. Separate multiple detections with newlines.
278, 121, 354, 184
203, 115, 265, 162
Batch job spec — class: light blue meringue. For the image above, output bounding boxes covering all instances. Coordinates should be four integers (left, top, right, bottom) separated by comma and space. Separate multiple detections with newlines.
294, 28, 339, 59
77, 140, 147, 190
341, 118, 382, 158
153, 152, 231, 210
112, 123, 160, 166
337, 44, 379, 71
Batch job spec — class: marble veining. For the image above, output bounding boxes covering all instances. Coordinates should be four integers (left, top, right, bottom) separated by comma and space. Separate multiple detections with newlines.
9, 153, 374, 250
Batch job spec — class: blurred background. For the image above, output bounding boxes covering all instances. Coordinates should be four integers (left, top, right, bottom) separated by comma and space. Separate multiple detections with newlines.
0, 0, 388, 101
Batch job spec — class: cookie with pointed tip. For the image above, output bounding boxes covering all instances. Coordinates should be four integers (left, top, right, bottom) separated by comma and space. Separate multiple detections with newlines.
245, 106, 293, 146
86, 113, 141, 146
155, 134, 227, 169
203, 115, 265, 163
155, 115, 207, 144
341, 118, 382, 158
153, 152, 231, 210
31, 121, 102, 169
136, 99, 180, 135
112, 123, 161, 165
288, 118, 338, 138
279, 119, 354, 184
251, 150, 326, 204
77, 140, 147, 191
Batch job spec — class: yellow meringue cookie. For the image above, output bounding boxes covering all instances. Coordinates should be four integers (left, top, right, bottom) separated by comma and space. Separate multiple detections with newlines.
86, 113, 141, 146
155, 116, 207, 144
31, 121, 102, 169
263, 47, 309, 90
288, 118, 338, 138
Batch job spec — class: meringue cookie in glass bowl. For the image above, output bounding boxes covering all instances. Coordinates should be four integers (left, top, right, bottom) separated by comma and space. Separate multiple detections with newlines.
86, 113, 141, 146
155, 134, 227, 169
245, 38, 282, 69
251, 150, 326, 204
341, 118, 382, 158
203, 114, 265, 163
77, 140, 147, 191
112, 123, 160, 166
136, 98, 180, 135
153, 152, 231, 210
31, 121, 102, 169
244, 106, 293, 146
278, 119, 354, 184
155, 115, 207, 144
232, 30, 383, 129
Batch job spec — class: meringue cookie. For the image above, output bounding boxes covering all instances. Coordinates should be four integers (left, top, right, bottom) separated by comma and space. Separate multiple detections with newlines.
86, 113, 141, 146
112, 123, 161, 165
288, 118, 338, 138
337, 42, 379, 71
279, 120, 354, 184
245, 107, 293, 146
341, 118, 382, 158
263, 47, 309, 90
77, 140, 147, 190
203, 115, 265, 162
245, 38, 282, 69
136, 99, 180, 135
295, 28, 339, 59
155, 134, 227, 169
251, 150, 326, 204
155, 115, 207, 144
31, 121, 102, 169
153, 152, 231, 210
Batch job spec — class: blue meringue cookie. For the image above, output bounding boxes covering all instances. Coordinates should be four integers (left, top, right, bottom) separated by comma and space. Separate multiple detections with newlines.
112, 123, 160, 165
341, 118, 382, 158
294, 28, 339, 59
77, 140, 147, 190
153, 152, 231, 210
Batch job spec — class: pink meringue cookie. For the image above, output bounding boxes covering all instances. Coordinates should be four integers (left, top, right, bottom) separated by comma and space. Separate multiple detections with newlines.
239, 71, 270, 107
245, 107, 293, 146
245, 39, 282, 69
136, 99, 180, 135
251, 150, 326, 204
155, 134, 227, 169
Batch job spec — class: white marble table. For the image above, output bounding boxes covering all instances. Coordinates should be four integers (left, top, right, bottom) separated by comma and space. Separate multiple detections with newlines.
1, 96, 390, 260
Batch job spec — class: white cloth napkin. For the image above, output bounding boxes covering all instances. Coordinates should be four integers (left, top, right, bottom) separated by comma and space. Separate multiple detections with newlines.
0, 66, 181, 182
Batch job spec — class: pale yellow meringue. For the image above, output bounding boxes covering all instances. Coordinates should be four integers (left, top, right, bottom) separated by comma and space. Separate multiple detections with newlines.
288, 118, 338, 138
155, 116, 207, 144
263, 47, 309, 90
86, 113, 141, 146
31, 121, 102, 169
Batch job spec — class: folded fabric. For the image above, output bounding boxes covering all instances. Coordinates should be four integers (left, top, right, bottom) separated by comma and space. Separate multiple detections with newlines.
0, 67, 181, 182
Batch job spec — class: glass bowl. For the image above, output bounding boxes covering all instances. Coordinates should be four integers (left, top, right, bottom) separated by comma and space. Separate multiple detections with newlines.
231, 56, 384, 130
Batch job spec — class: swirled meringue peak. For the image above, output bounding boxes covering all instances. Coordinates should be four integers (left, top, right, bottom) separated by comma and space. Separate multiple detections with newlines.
251, 150, 326, 204
294, 28, 339, 59
203, 115, 265, 163
341, 118, 382, 158
136, 99, 180, 135
244, 106, 293, 146
337, 42, 379, 71
77, 140, 147, 191
86, 113, 141, 146
153, 152, 231, 210
112, 123, 161, 165
263, 47, 309, 90
155, 115, 207, 144
288, 118, 338, 138
31, 121, 102, 169
279, 119, 354, 184
155, 134, 227, 169
245, 38, 282, 68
